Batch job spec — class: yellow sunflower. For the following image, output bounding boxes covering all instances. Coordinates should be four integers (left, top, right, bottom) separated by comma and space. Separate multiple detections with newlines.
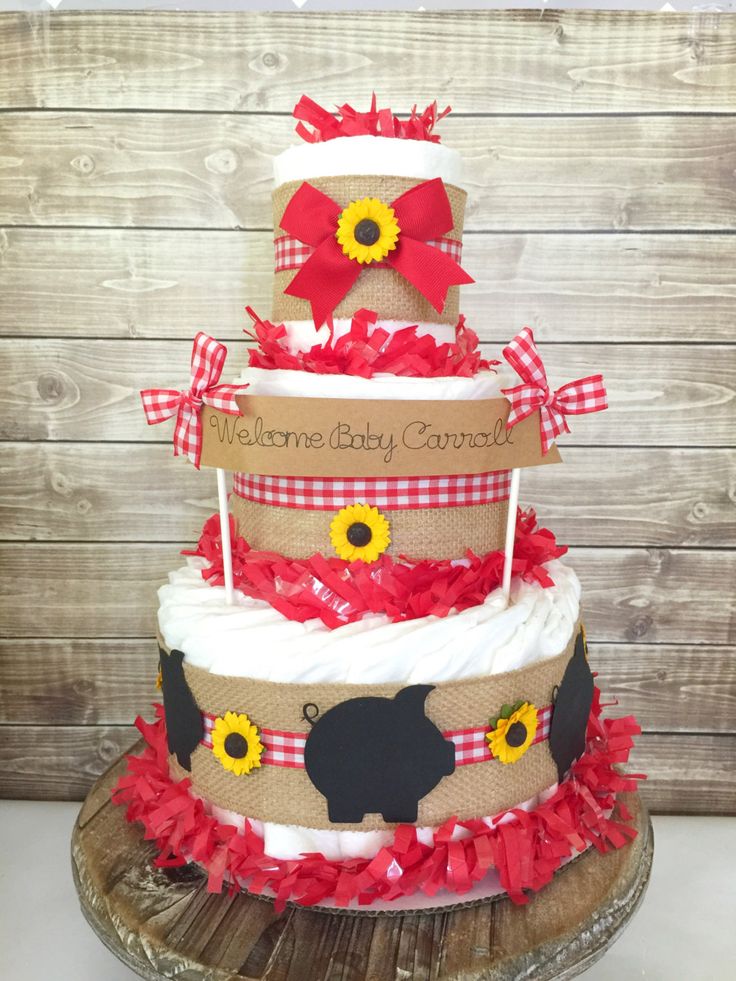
211, 711, 264, 776
336, 197, 400, 264
486, 701, 538, 765
329, 503, 391, 563
155, 665, 163, 690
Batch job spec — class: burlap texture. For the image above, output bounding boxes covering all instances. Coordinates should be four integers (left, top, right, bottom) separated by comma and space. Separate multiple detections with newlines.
164, 626, 580, 832
271, 175, 467, 325
230, 495, 508, 561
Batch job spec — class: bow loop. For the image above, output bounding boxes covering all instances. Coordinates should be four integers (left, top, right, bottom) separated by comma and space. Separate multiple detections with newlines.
501, 327, 607, 454
140, 332, 245, 469
389, 176, 454, 242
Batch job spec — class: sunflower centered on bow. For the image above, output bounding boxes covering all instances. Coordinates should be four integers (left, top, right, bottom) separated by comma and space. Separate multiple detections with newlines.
211, 711, 264, 776
486, 701, 539, 765
336, 197, 400, 264
329, 503, 391, 563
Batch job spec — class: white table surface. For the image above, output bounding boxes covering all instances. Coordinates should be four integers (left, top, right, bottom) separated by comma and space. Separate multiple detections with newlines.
0, 801, 733, 980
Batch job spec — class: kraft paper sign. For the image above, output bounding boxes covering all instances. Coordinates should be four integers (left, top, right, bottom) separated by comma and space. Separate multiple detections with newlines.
198, 395, 562, 477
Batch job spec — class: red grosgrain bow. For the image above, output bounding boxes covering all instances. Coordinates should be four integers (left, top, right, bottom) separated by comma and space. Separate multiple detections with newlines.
140, 332, 245, 469
279, 177, 474, 327
501, 327, 608, 455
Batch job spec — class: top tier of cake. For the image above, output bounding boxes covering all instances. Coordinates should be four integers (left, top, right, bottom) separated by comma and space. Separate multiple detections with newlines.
273, 134, 464, 188
270, 128, 469, 334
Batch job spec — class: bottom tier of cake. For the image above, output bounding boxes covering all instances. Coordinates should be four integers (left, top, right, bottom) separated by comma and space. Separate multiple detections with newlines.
113, 691, 642, 911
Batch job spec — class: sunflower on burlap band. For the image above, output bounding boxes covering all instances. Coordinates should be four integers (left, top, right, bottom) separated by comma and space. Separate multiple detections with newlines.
163, 625, 581, 832
271, 175, 467, 324
230, 476, 510, 561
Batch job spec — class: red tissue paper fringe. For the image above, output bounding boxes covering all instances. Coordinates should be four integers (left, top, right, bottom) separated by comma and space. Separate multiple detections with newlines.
184, 508, 566, 630
111, 690, 644, 911
245, 307, 499, 379
293, 93, 451, 144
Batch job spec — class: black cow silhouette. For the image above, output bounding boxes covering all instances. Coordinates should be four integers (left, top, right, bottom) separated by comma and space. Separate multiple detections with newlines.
549, 629, 594, 782
303, 685, 455, 824
158, 646, 203, 771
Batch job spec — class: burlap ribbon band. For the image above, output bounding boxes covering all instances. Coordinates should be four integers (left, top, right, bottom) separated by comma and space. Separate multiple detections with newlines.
164, 625, 581, 832
271, 175, 467, 325
230, 495, 509, 560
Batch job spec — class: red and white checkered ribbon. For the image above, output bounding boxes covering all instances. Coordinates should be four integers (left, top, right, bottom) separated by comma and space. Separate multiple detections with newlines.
201, 704, 551, 770
447, 705, 551, 766
274, 234, 463, 274
139, 332, 246, 469
232, 471, 512, 511
202, 715, 306, 769
501, 327, 607, 455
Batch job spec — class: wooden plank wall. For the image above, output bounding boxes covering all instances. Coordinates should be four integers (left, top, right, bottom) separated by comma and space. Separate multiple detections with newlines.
0, 9, 734, 812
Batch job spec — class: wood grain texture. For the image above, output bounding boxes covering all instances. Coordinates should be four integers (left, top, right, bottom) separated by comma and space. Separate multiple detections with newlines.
4, 228, 736, 343
2, 10, 735, 113
3, 111, 736, 230
2, 639, 733, 734
1, 443, 733, 548
1, 720, 728, 813
2, 339, 732, 446
0, 544, 732, 645
0, 724, 136, 800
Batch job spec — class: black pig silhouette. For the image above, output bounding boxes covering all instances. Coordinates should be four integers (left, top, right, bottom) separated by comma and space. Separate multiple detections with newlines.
549, 629, 594, 783
303, 685, 455, 824
158, 646, 203, 771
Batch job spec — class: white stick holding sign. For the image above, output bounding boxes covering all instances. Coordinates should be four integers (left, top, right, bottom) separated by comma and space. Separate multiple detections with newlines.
216, 467, 234, 605
501, 468, 521, 605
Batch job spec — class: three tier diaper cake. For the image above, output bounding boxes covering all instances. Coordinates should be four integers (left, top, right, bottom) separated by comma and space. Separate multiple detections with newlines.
113, 95, 643, 912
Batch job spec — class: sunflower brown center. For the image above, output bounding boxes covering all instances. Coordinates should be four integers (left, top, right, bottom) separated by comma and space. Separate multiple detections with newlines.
224, 732, 249, 759
505, 721, 528, 748
346, 521, 373, 547
354, 218, 381, 246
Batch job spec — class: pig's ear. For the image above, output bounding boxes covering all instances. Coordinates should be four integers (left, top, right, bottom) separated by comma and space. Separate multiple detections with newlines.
394, 684, 435, 712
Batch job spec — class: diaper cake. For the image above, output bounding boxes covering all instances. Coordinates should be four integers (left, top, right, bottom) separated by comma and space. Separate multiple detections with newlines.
114, 95, 643, 912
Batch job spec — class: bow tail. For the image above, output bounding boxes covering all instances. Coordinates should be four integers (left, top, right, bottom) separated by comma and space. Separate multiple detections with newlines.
387, 237, 474, 313
539, 406, 569, 455
173, 405, 202, 468
284, 237, 362, 327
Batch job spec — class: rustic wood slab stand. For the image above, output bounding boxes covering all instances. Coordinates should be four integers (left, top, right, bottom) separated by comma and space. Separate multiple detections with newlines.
72, 744, 653, 981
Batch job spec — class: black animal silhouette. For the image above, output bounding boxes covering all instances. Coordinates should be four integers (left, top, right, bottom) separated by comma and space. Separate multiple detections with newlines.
158, 646, 203, 771
303, 685, 455, 824
548, 629, 594, 782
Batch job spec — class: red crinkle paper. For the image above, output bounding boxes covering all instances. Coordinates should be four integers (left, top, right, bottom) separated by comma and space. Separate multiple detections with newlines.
111, 689, 643, 911
184, 508, 566, 630
293, 93, 451, 144
245, 307, 499, 379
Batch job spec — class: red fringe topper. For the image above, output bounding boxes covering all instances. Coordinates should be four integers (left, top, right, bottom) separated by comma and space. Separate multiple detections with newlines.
112, 690, 643, 911
293, 93, 451, 144
245, 308, 498, 379
184, 508, 566, 630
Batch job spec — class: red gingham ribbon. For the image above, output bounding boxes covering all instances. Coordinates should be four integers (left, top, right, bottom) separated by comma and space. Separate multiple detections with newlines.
501, 327, 607, 455
139, 332, 246, 469
232, 471, 512, 511
274, 234, 463, 274
201, 705, 551, 770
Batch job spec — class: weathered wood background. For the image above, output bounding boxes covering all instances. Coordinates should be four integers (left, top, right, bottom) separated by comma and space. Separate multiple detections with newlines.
0, 9, 734, 812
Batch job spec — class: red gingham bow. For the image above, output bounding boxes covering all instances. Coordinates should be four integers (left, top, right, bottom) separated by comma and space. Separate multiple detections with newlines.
501, 327, 607, 454
140, 332, 245, 469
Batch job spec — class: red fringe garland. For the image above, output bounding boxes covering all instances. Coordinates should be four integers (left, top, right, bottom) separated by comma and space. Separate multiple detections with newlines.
112, 690, 643, 911
244, 308, 498, 379
293, 93, 451, 144
184, 508, 566, 630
